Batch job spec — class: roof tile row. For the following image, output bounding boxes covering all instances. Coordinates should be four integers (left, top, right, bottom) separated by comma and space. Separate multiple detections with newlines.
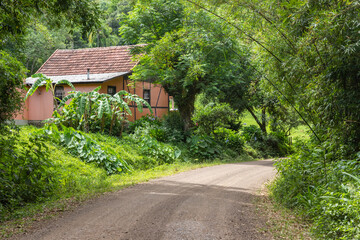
37, 46, 139, 76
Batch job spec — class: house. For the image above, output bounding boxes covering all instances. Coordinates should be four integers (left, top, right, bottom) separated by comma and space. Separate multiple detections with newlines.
15, 46, 170, 125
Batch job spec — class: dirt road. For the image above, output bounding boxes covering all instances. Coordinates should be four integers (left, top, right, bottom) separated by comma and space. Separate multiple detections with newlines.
14, 160, 276, 240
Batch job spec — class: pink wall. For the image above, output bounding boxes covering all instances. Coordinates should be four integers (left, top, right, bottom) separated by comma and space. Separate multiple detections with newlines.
127, 80, 169, 121
16, 76, 169, 122
14, 88, 29, 121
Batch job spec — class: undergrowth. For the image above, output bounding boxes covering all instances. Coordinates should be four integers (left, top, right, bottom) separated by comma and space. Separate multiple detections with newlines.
271, 143, 360, 239
0, 122, 254, 238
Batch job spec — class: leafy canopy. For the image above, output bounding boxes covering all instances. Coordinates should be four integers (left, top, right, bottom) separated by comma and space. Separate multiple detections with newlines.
127, 6, 253, 130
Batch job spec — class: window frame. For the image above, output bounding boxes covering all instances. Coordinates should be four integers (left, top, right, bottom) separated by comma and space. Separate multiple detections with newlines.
55, 86, 65, 105
107, 86, 117, 96
143, 89, 151, 106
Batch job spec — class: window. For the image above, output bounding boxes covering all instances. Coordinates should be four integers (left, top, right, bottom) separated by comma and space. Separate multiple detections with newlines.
143, 89, 150, 105
55, 86, 64, 105
107, 86, 116, 96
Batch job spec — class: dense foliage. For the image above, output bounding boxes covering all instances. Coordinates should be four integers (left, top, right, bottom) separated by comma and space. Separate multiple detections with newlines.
120, 1, 253, 131
0, 51, 27, 126
189, 0, 360, 238
40, 124, 131, 174
54, 87, 151, 136
272, 148, 360, 239
2, 0, 359, 238
0, 127, 55, 215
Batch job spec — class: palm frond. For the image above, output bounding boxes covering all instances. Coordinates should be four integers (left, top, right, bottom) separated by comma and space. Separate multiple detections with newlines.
59, 92, 78, 108
24, 78, 45, 100
57, 79, 76, 90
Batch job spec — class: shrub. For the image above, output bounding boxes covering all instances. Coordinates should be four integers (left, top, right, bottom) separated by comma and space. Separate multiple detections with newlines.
271, 146, 360, 239
39, 124, 130, 174
192, 102, 241, 135
0, 51, 27, 126
186, 135, 220, 161
161, 111, 186, 142
241, 125, 264, 142
130, 126, 181, 166
126, 115, 161, 134
0, 126, 56, 213
213, 127, 244, 154
241, 125, 291, 157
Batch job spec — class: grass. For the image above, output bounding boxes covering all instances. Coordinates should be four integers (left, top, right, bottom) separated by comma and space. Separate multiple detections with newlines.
290, 125, 310, 142
240, 110, 259, 126
256, 181, 312, 239
240, 110, 311, 143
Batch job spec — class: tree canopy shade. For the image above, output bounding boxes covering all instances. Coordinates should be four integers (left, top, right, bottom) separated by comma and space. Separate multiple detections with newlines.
130, 10, 253, 131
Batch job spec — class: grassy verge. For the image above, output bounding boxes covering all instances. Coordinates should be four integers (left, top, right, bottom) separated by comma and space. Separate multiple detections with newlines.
1, 149, 252, 239
256, 181, 312, 239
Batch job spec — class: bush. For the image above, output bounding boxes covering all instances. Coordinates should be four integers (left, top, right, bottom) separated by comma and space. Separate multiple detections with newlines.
241, 125, 291, 157
161, 111, 186, 142
0, 126, 56, 213
39, 124, 130, 174
126, 115, 161, 134
271, 146, 360, 239
213, 127, 244, 154
192, 102, 241, 135
127, 113, 186, 143
242, 125, 264, 142
0, 51, 27, 126
186, 135, 220, 161
130, 126, 181, 166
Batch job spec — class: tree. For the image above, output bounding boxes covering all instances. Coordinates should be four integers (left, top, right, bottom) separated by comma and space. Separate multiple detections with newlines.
0, 0, 100, 41
131, 11, 251, 131
188, 0, 360, 156
0, 51, 27, 127
0, 0, 101, 126
21, 23, 70, 75
119, 0, 185, 44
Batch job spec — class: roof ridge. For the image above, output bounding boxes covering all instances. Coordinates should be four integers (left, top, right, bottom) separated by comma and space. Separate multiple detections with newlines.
55, 44, 144, 52
36, 49, 59, 74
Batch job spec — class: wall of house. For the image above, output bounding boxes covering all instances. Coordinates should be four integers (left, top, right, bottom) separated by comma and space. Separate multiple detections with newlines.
125, 80, 169, 121
15, 76, 169, 123
14, 88, 30, 124
99, 76, 124, 94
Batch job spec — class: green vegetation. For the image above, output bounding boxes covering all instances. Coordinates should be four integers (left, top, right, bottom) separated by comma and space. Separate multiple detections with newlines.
0, 123, 253, 238
1, 0, 359, 239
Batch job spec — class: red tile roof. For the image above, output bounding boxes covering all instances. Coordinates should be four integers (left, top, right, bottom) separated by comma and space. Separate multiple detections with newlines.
37, 46, 139, 76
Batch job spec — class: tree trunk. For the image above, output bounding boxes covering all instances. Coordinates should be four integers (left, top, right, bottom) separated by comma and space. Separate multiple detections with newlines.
246, 106, 267, 135
178, 95, 196, 132
100, 115, 105, 133
119, 118, 125, 138
109, 113, 116, 136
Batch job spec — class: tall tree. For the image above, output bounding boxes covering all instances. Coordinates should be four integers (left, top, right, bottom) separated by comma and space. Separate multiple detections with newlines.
130, 9, 252, 131
119, 0, 185, 44
0, 51, 27, 127
0, 0, 101, 125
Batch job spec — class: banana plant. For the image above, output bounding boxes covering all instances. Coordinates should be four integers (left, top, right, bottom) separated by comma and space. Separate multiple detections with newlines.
25, 73, 75, 110
59, 86, 101, 132
97, 90, 153, 136
58, 88, 152, 136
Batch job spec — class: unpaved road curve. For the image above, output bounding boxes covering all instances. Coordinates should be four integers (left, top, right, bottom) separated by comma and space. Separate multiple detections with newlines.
14, 160, 275, 240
